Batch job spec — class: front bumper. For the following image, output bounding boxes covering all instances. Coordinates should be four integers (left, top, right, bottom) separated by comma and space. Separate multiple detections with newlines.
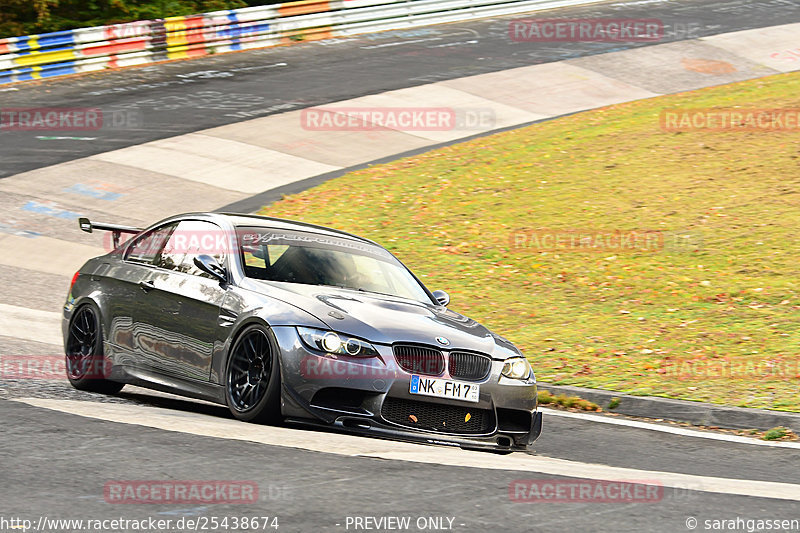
272, 326, 542, 452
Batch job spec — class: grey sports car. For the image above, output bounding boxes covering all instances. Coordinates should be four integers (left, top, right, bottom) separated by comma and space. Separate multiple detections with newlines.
64, 212, 542, 451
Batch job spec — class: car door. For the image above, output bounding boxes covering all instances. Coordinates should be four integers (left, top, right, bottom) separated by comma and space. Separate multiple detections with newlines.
103, 222, 177, 369
134, 219, 230, 382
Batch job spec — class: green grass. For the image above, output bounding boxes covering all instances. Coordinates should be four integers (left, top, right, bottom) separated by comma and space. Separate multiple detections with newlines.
762, 426, 789, 441
537, 390, 600, 411
261, 71, 800, 411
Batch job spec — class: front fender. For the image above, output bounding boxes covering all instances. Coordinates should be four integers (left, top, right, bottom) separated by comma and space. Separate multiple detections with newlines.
208, 289, 330, 384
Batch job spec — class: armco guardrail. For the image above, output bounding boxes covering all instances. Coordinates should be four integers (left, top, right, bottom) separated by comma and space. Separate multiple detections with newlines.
0, 0, 600, 85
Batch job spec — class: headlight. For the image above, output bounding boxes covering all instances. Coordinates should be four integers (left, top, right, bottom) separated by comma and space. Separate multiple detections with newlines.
501, 357, 533, 380
297, 327, 380, 357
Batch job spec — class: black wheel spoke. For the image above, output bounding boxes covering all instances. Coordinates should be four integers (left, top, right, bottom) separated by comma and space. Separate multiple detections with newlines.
66, 307, 100, 380
63, 305, 123, 395
70, 321, 87, 342
227, 328, 272, 412
253, 381, 265, 403
256, 334, 264, 360
242, 384, 255, 405
245, 336, 257, 361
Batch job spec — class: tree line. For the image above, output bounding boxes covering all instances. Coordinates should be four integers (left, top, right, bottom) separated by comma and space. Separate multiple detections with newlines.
1, 0, 285, 39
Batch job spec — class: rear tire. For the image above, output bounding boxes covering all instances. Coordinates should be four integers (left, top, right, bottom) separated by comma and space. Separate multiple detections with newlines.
65, 304, 124, 395
224, 324, 282, 424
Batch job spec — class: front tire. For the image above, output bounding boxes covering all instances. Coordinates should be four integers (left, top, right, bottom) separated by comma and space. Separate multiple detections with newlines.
224, 324, 282, 424
65, 304, 124, 395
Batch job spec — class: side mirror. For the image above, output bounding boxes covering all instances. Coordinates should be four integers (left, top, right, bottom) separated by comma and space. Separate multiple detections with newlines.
432, 290, 450, 307
193, 254, 227, 283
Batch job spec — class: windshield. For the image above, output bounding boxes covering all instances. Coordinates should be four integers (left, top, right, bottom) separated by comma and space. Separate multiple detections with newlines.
236, 227, 433, 304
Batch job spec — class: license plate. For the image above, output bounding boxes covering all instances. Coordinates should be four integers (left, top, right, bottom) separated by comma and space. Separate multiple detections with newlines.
409, 375, 480, 403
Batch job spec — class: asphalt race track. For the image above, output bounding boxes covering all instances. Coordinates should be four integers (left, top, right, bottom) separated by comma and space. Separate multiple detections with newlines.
1, 0, 799, 179
2, 0, 800, 531
2, 394, 800, 532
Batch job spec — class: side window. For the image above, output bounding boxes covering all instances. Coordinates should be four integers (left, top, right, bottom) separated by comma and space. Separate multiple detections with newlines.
241, 244, 289, 275
124, 224, 176, 265
155, 220, 227, 279
266, 245, 289, 265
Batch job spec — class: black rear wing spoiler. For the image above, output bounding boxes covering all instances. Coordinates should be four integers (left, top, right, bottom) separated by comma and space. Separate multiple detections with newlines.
78, 217, 142, 248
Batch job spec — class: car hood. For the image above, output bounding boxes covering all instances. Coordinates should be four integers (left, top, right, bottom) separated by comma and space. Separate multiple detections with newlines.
243, 280, 517, 356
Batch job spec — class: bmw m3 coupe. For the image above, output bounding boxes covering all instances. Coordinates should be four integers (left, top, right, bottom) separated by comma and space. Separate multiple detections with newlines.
64, 212, 542, 451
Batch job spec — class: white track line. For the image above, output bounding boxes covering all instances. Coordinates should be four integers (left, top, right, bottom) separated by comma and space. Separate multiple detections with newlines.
540, 408, 800, 449
14, 398, 800, 502
0, 303, 62, 346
